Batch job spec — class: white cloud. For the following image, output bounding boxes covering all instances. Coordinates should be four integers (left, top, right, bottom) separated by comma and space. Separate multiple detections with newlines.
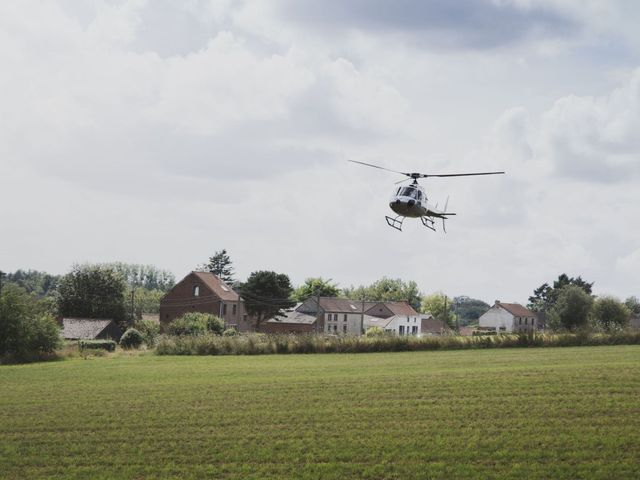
1, 0, 640, 304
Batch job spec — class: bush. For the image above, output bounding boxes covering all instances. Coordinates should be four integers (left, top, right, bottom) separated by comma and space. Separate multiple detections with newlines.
364, 326, 385, 337
168, 312, 225, 336
155, 331, 640, 356
223, 327, 238, 336
120, 328, 144, 349
134, 319, 160, 347
80, 340, 117, 352
1, 285, 61, 360
206, 315, 225, 335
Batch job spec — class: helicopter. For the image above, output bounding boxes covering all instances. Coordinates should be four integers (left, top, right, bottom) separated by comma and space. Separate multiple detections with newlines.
349, 160, 505, 232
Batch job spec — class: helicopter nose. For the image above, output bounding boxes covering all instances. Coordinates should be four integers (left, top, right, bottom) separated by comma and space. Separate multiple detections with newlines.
407, 199, 415, 207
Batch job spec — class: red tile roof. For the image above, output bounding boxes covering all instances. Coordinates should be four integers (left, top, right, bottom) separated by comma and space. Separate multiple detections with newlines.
498, 302, 536, 318
192, 271, 239, 301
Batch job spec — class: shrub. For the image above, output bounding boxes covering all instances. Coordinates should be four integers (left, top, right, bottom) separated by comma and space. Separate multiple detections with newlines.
155, 331, 640, 356
223, 327, 238, 336
168, 312, 226, 336
364, 326, 385, 337
134, 319, 160, 346
80, 340, 117, 352
120, 328, 144, 349
168, 313, 208, 336
206, 315, 225, 335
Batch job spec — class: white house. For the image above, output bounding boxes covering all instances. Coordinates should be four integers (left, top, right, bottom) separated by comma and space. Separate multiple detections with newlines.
479, 301, 538, 333
364, 314, 421, 335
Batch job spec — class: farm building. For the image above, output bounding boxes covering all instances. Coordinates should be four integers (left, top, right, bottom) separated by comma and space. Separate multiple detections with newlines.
420, 314, 448, 335
276, 297, 423, 336
262, 308, 317, 334
478, 301, 538, 333
159, 272, 254, 332
61, 318, 122, 341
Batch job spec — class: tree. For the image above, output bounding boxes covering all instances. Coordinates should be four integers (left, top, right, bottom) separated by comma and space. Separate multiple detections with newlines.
528, 273, 593, 313
343, 278, 422, 310
421, 292, 455, 328
240, 271, 295, 331
104, 263, 175, 291
546, 285, 593, 331
127, 288, 164, 318
4, 269, 60, 296
293, 277, 340, 302
591, 296, 631, 332
453, 296, 490, 326
0, 284, 61, 358
198, 249, 234, 284
56, 264, 127, 327
624, 296, 640, 316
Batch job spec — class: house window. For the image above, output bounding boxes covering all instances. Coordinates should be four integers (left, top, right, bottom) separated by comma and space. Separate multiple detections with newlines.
243, 315, 247, 322
327, 324, 331, 333
519, 318, 522, 325
399, 325, 405, 335
193, 285, 200, 296
223, 304, 227, 316
343, 314, 347, 322
232, 304, 237, 315
524, 318, 528, 325
334, 314, 338, 321
412, 326, 418, 334
333, 324, 337, 332
343, 325, 347, 333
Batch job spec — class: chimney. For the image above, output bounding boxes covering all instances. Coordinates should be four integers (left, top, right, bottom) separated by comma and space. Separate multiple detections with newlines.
494, 300, 501, 306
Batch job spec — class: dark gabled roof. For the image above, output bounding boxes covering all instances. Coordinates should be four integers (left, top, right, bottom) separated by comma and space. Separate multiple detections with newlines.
191, 271, 239, 301
267, 310, 317, 325
379, 301, 419, 316
363, 315, 394, 329
498, 302, 537, 318
318, 297, 366, 313
62, 318, 113, 340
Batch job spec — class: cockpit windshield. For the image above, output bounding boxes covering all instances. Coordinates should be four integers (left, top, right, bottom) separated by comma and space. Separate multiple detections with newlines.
398, 186, 422, 200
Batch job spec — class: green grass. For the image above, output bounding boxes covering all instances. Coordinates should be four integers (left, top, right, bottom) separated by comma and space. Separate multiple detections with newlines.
1, 346, 639, 479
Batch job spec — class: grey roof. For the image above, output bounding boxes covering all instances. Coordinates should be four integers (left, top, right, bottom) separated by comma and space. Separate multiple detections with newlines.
363, 315, 394, 329
267, 310, 317, 325
62, 318, 114, 340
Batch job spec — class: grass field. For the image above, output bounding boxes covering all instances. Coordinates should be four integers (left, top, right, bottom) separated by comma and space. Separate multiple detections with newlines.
1, 346, 639, 479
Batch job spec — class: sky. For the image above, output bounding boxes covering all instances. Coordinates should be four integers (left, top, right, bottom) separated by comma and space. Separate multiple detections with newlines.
1, 0, 640, 305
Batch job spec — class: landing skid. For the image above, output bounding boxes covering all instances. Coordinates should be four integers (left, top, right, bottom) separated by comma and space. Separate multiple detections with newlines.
385, 215, 447, 233
385, 215, 404, 231
421, 216, 437, 232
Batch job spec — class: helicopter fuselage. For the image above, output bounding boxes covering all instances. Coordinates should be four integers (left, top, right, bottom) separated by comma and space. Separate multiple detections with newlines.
389, 184, 434, 218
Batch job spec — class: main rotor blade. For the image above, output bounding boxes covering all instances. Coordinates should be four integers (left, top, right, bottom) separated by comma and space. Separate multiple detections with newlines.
348, 159, 410, 177
420, 171, 505, 178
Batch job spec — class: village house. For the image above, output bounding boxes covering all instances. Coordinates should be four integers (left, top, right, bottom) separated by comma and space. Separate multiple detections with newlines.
276, 297, 423, 336
478, 300, 538, 333
159, 271, 253, 332
363, 301, 422, 335
420, 314, 448, 336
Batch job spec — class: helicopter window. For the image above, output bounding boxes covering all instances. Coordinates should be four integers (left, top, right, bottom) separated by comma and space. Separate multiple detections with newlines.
399, 187, 415, 197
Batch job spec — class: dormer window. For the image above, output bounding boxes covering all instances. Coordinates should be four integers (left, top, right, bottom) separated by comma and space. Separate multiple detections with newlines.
193, 285, 200, 297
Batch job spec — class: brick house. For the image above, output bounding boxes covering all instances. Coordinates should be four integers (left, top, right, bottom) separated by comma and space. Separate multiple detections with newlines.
159, 272, 254, 331
478, 300, 538, 333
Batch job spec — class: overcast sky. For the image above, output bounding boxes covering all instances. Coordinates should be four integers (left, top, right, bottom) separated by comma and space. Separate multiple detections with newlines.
2, 0, 640, 304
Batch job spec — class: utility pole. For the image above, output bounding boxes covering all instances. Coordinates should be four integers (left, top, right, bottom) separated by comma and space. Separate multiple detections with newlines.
360, 297, 365, 335
130, 289, 135, 325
